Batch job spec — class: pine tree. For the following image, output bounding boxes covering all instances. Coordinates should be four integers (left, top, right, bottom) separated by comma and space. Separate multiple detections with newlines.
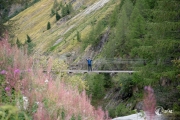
132, 0, 180, 85
123, 0, 134, 19
109, 6, 118, 27
129, 7, 146, 39
47, 22, 51, 30
114, 6, 129, 57
148, 0, 180, 61
56, 12, 61, 21
127, 0, 150, 59
26, 35, 31, 43
103, 1, 133, 58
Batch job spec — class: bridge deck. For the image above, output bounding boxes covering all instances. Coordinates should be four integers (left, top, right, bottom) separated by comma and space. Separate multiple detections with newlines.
60, 70, 135, 73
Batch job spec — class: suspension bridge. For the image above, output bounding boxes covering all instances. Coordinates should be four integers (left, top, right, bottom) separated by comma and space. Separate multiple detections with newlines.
60, 70, 135, 74
39, 59, 145, 74
57, 59, 145, 74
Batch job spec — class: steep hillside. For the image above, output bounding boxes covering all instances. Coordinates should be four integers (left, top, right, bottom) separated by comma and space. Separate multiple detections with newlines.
12, 0, 115, 55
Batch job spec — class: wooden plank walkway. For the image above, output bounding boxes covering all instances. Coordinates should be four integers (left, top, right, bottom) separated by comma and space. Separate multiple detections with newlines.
60, 70, 135, 74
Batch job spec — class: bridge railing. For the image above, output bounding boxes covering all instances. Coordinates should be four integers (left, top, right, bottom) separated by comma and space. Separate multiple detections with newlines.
69, 59, 145, 71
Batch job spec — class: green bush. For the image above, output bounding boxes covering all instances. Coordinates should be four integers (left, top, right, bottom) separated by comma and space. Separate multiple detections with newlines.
0, 105, 29, 120
109, 103, 134, 118
173, 103, 180, 111
113, 73, 133, 98
86, 74, 105, 99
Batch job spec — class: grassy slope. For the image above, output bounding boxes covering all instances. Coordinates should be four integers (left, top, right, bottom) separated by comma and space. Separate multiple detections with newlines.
12, 0, 118, 56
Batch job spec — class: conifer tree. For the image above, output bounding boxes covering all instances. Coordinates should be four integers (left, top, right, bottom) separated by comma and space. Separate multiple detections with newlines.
47, 22, 51, 30
26, 35, 31, 43
103, 1, 133, 58
123, 0, 133, 19
132, 0, 180, 85
109, 6, 118, 27
129, 7, 146, 39
114, 6, 129, 57
150, 0, 180, 61
56, 12, 61, 21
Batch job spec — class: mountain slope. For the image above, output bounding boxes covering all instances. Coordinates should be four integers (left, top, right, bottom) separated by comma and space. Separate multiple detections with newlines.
12, 0, 116, 56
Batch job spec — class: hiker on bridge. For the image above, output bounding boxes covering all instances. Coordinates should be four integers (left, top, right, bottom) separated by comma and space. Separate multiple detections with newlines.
86, 57, 92, 71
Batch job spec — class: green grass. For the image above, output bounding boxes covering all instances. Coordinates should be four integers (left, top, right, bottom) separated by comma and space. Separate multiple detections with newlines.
11, 0, 117, 55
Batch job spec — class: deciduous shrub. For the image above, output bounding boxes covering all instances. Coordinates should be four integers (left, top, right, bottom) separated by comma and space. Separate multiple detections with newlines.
86, 74, 105, 99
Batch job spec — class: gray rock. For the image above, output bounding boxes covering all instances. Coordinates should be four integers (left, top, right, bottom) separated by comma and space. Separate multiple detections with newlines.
135, 101, 144, 112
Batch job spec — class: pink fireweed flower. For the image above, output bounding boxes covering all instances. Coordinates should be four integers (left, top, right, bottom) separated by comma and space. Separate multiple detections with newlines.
0, 70, 6, 74
14, 69, 20, 74
5, 86, 11, 92
143, 86, 156, 120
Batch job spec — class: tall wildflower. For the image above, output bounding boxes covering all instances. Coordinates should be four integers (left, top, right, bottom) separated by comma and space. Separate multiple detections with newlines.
143, 86, 156, 120
0, 70, 6, 74
0, 33, 111, 120
0, 33, 33, 103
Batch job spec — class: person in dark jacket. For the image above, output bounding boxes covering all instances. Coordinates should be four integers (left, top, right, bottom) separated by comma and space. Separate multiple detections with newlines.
86, 57, 92, 71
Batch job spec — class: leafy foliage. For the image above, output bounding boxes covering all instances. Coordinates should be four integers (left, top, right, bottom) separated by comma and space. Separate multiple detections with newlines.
86, 74, 105, 99
109, 103, 134, 118
113, 73, 133, 99
0, 105, 29, 120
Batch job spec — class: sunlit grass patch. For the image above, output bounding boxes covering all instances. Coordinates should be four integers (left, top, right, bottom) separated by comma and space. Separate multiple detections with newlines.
11, 0, 116, 54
